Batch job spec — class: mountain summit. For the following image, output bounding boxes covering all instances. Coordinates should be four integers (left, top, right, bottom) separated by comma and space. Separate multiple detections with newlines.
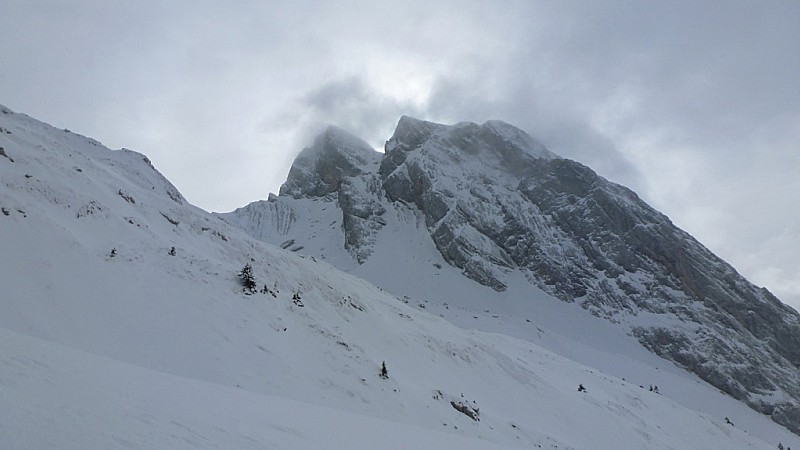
280, 126, 381, 198
223, 116, 800, 434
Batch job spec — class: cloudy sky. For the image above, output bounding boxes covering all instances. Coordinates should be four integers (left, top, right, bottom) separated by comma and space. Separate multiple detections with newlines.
2, 1, 798, 309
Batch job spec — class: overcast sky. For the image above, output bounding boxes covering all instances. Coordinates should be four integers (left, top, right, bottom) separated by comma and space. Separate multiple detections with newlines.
2, 1, 798, 310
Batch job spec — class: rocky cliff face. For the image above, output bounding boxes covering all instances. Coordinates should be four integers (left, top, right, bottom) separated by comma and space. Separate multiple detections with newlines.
221, 116, 800, 434
277, 126, 386, 262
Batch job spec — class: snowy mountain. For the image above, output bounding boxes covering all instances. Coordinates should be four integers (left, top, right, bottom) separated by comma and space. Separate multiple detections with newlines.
220, 116, 800, 440
1, 102, 797, 448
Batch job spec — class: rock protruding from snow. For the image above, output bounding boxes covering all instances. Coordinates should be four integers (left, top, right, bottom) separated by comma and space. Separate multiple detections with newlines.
379, 117, 559, 291
280, 126, 381, 199
235, 125, 387, 262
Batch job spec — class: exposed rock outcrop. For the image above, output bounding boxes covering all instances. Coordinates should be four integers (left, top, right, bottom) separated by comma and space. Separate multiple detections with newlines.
222, 117, 800, 435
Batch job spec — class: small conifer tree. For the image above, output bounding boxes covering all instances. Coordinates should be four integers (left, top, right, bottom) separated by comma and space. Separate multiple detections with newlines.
379, 361, 389, 379
239, 263, 256, 294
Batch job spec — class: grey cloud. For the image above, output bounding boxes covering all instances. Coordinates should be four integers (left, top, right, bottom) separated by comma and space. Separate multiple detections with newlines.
300, 77, 424, 149
1, 0, 798, 309
420, 50, 648, 196
513, 1, 800, 306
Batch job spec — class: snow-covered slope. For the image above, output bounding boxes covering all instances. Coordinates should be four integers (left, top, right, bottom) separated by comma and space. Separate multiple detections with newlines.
221, 116, 800, 441
1, 103, 797, 448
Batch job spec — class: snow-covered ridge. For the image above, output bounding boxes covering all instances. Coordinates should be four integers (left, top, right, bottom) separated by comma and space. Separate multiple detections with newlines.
222, 115, 800, 437
3, 104, 798, 448
385, 115, 558, 163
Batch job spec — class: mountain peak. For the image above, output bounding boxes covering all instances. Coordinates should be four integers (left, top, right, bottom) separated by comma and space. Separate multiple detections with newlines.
387, 116, 557, 160
388, 116, 448, 151
319, 125, 373, 152
228, 114, 800, 436
482, 119, 558, 160
279, 125, 381, 198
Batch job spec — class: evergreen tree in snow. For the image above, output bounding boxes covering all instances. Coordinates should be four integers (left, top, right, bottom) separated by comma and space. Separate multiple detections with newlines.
379, 361, 389, 379
239, 263, 256, 294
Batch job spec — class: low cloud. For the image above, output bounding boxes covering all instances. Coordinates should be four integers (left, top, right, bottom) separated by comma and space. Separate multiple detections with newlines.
300, 77, 424, 149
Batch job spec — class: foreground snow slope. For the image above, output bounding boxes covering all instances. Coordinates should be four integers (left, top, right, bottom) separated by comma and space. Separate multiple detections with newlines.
1, 327, 528, 450
1, 104, 797, 448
